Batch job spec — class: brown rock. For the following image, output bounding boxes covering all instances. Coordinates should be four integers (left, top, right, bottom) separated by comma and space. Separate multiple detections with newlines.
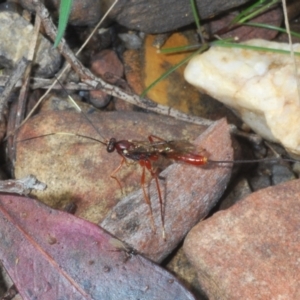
15, 97, 234, 263
184, 179, 300, 300
88, 89, 111, 108
90, 50, 124, 81
19, 0, 103, 26
20, 0, 281, 37
101, 119, 233, 262
123, 50, 144, 95
89, 49, 124, 108
206, 6, 282, 41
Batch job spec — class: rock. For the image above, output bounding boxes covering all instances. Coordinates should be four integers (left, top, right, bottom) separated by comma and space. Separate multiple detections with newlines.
205, 6, 282, 42
271, 163, 296, 185
184, 179, 300, 300
89, 49, 124, 108
50, 0, 102, 26
101, 119, 233, 262
166, 247, 208, 299
246, 156, 295, 192
20, 0, 280, 37
19, 0, 103, 26
123, 50, 144, 95
15, 97, 233, 262
90, 50, 124, 83
218, 176, 252, 210
80, 27, 113, 54
109, 0, 250, 33
0, 2, 22, 14
118, 32, 143, 50
184, 39, 300, 156
0, 11, 61, 77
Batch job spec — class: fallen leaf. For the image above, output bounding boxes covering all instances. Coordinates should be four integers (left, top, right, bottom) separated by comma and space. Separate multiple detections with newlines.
0, 194, 195, 300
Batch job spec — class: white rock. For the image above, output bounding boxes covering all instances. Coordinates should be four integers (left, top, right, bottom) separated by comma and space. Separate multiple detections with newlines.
184, 39, 300, 156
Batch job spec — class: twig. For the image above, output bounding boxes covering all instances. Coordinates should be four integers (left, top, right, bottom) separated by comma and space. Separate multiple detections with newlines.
0, 76, 94, 90
15, 14, 41, 129
0, 175, 46, 195
8, 14, 42, 164
0, 58, 29, 121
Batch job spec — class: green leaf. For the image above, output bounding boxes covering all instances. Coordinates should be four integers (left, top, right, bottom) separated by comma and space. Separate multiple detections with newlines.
53, 0, 73, 48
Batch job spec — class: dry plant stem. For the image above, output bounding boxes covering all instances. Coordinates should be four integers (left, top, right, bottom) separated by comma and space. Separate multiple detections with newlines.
0, 58, 29, 121
9, 15, 42, 162
0, 175, 46, 195
15, 14, 41, 129
0, 76, 94, 90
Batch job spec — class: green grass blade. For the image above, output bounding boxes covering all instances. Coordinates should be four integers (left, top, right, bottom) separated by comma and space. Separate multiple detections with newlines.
231, 0, 262, 23
231, 0, 279, 25
245, 22, 300, 39
159, 44, 202, 54
212, 40, 300, 56
54, 0, 73, 48
190, 0, 201, 33
189, 0, 205, 43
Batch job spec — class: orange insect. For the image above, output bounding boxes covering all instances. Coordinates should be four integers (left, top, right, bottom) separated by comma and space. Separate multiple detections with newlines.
105, 135, 208, 239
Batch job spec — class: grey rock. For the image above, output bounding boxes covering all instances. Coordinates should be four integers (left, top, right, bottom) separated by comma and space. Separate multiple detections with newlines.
109, 0, 250, 33
0, 11, 61, 77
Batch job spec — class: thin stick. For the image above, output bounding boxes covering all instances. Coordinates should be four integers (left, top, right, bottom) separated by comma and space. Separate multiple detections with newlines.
76, 0, 119, 55
0, 175, 46, 195
0, 76, 95, 90
0, 58, 29, 120
15, 14, 41, 125
9, 15, 42, 162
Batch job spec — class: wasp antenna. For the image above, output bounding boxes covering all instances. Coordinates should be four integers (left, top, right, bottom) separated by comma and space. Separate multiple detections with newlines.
16, 133, 57, 143
74, 133, 107, 146
17, 132, 107, 146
